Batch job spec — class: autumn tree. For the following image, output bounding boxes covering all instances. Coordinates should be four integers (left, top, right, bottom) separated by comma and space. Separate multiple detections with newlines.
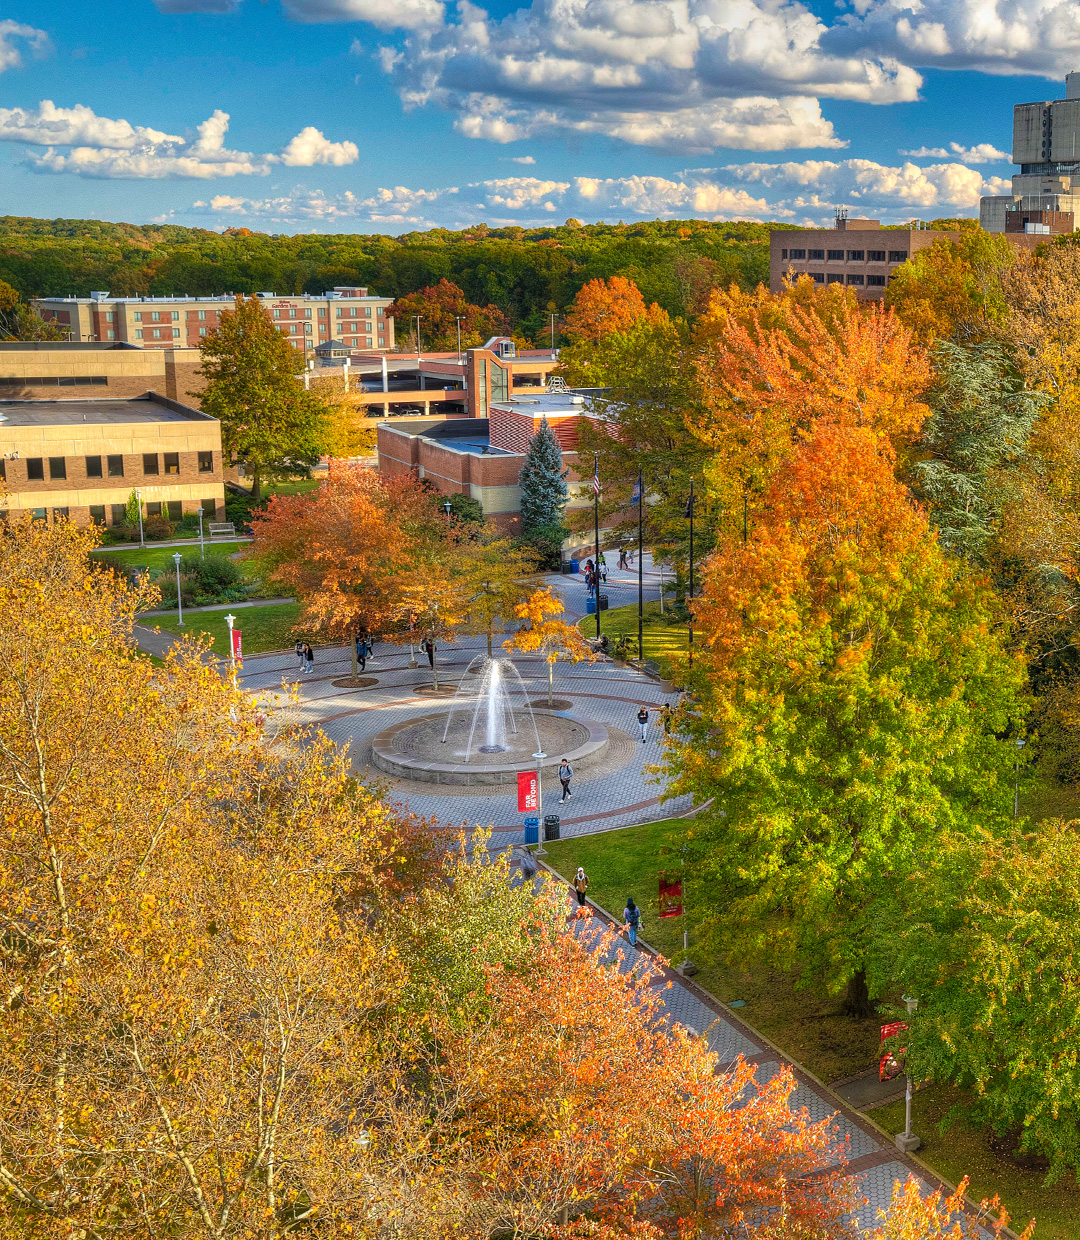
504, 586, 598, 706
872, 1177, 1032, 1240
563, 275, 655, 343
457, 534, 540, 656
668, 424, 1028, 1015
198, 294, 332, 499
0, 279, 69, 341
388, 278, 508, 351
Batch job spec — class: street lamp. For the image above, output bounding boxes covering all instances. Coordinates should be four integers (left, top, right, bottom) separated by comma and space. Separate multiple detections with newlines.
443, 497, 452, 523
224, 612, 237, 686
173, 552, 184, 627
549, 311, 557, 360
454, 315, 464, 362
197, 506, 205, 559
533, 748, 548, 858
895, 995, 920, 1153
135, 486, 144, 548
413, 314, 422, 366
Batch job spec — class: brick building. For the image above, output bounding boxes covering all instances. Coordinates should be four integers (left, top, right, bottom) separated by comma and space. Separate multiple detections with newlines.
0, 341, 207, 406
769, 217, 966, 300
0, 392, 224, 529
34, 287, 395, 353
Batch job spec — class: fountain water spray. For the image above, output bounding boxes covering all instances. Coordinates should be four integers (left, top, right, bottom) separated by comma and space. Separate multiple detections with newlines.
440, 655, 540, 761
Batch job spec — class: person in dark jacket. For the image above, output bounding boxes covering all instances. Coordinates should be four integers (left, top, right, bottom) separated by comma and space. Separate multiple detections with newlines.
303, 643, 314, 675
623, 897, 641, 946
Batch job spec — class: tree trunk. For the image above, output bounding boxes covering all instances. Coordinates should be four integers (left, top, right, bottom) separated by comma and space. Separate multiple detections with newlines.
350, 628, 358, 681
548, 662, 554, 707
250, 468, 262, 502
487, 628, 492, 657
844, 968, 872, 1019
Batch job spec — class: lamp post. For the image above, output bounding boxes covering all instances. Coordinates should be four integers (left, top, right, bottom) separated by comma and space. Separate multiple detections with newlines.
413, 315, 422, 366
895, 995, 920, 1153
636, 470, 644, 663
1014, 737, 1026, 818
173, 552, 184, 627
549, 312, 557, 360
684, 478, 695, 667
455, 315, 464, 362
534, 748, 548, 858
443, 497, 452, 524
197, 505, 205, 559
224, 613, 237, 687
135, 486, 144, 548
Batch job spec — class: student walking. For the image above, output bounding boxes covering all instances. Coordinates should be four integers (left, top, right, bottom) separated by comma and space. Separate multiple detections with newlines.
422, 637, 435, 668
598, 552, 607, 583
618, 547, 628, 570
637, 704, 650, 743
559, 758, 573, 802
355, 636, 367, 673
623, 897, 641, 947
303, 643, 314, 675
294, 639, 305, 672
573, 866, 590, 913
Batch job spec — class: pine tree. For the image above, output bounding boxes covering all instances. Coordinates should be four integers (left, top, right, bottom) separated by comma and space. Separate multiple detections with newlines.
518, 418, 569, 565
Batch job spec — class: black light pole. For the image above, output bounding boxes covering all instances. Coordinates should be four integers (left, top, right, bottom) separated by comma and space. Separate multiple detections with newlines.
684, 478, 694, 666
593, 453, 601, 640
637, 469, 644, 663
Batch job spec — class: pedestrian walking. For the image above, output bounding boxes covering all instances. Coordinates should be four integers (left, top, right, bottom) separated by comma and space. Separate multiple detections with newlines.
627, 547, 635, 567
618, 547, 627, 570
422, 637, 435, 668
559, 758, 573, 802
303, 643, 314, 675
294, 639, 305, 672
598, 552, 607, 583
637, 704, 650, 743
573, 866, 590, 914
623, 897, 641, 946
355, 635, 367, 672
661, 703, 672, 736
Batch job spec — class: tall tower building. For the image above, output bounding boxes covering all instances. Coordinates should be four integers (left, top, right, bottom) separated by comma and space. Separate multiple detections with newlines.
981, 72, 1080, 235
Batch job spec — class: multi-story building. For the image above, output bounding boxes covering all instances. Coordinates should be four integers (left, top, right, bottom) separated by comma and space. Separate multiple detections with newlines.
0, 341, 206, 406
769, 217, 964, 300
0, 392, 225, 529
981, 71, 1080, 235
34, 287, 396, 353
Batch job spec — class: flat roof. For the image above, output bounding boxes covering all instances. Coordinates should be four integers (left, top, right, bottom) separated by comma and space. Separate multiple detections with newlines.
0, 394, 214, 427
0, 341, 140, 353
489, 391, 598, 417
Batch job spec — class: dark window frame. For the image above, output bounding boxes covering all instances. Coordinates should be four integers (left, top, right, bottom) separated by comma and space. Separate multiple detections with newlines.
107, 454, 124, 478
827, 249, 844, 260
198, 450, 214, 473
163, 452, 180, 476
85, 454, 103, 478
48, 457, 66, 481
867, 250, 886, 262
846, 249, 865, 261
888, 250, 909, 263
26, 458, 44, 481
142, 453, 159, 476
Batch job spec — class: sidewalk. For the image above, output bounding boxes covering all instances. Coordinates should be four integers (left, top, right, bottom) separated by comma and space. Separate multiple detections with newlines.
139, 596, 294, 618
96, 535, 252, 553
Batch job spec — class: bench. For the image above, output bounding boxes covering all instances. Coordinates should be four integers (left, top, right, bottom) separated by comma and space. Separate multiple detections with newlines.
208, 521, 236, 539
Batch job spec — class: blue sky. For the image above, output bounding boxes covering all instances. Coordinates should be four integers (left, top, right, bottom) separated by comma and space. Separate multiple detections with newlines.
0, 0, 1077, 234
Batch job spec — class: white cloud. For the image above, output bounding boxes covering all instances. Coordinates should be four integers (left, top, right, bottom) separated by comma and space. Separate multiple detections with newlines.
575, 174, 772, 217
1, 103, 360, 179
0, 19, 51, 71
284, 0, 444, 29
507, 154, 536, 164
278, 126, 359, 165
473, 176, 570, 209
899, 141, 1010, 163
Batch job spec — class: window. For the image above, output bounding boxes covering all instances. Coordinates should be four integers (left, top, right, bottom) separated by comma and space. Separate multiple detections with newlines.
199, 309, 206, 320
847, 250, 865, 261
826, 274, 844, 284
167, 500, 183, 522
867, 274, 886, 287
847, 274, 865, 285
827, 249, 844, 260
377, 307, 384, 316
200, 327, 207, 337
30, 508, 46, 522
198, 450, 214, 473
780, 249, 788, 259
868, 249, 886, 261
134, 312, 142, 322
336, 308, 342, 317
105, 312, 114, 322
808, 249, 824, 260
110, 504, 127, 526
49, 457, 66, 480
89, 504, 106, 525
172, 328, 180, 338
85, 455, 103, 478
888, 250, 908, 263
146, 502, 162, 517
305, 308, 312, 318
201, 498, 217, 519
789, 248, 806, 259
151, 311, 160, 322
52, 507, 69, 523
274, 309, 281, 319
163, 452, 180, 476
0, 460, 5, 483
491, 361, 509, 403
152, 329, 161, 340
107, 330, 115, 340
26, 458, 44, 481
107, 454, 124, 477
136, 330, 143, 340
318, 307, 326, 317
809, 272, 825, 283
171, 311, 179, 321
142, 453, 159, 476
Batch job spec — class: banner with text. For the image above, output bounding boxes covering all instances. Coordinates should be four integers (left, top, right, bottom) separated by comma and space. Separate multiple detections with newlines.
517, 770, 538, 813
231, 628, 243, 667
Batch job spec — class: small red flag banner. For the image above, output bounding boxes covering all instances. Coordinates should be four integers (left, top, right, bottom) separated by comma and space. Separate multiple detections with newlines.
658, 872, 683, 918
517, 770, 538, 813
231, 628, 243, 667
880, 1020, 908, 1042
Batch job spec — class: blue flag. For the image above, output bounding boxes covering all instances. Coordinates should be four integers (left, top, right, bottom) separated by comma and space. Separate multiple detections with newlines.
631, 477, 642, 505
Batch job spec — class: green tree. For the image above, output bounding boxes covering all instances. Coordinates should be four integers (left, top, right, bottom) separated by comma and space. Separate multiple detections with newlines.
914, 341, 1046, 562
518, 418, 569, 567
668, 424, 1028, 1015
197, 295, 331, 499
387, 278, 509, 351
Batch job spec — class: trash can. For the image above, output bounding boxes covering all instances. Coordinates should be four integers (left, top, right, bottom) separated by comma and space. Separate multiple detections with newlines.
585, 596, 598, 615
561, 561, 574, 574
524, 816, 539, 845
544, 813, 561, 841
598, 593, 609, 612
570, 558, 580, 574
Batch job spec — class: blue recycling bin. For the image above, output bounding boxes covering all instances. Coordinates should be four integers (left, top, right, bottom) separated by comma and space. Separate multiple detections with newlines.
585, 594, 609, 614
524, 816, 539, 845
570, 557, 580, 573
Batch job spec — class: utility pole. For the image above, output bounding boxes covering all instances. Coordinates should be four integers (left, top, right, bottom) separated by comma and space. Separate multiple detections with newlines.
593, 454, 601, 640
455, 315, 464, 362
637, 470, 644, 663
413, 314, 422, 367
685, 478, 694, 667
550, 312, 556, 360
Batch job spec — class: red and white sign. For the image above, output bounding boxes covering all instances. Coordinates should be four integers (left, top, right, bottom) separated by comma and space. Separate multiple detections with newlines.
658, 873, 683, 918
231, 628, 243, 667
517, 770, 538, 812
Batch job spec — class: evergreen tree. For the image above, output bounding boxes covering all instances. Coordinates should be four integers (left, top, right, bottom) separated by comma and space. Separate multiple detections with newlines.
518, 418, 568, 565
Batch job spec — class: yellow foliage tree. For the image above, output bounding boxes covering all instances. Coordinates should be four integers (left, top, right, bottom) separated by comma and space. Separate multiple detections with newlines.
504, 586, 599, 706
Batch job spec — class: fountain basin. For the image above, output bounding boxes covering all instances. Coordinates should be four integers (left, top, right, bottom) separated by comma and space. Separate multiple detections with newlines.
370, 710, 610, 786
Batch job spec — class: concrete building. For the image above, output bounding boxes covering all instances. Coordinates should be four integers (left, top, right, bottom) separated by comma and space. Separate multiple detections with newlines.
981, 71, 1080, 234
415, 338, 561, 417
377, 389, 599, 538
770, 217, 964, 299
0, 341, 206, 406
33, 287, 395, 353
0, 392, 224, 529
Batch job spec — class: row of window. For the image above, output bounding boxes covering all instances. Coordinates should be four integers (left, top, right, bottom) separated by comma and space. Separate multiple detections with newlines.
804, 273, 888, 286
270, 306, 387, 319
6, 451, 215, 483
133, 311, 181, 322
0, 376, 109, 387
20, 499, 219, 526
135, 328, 182, 340
781, 248, 909, 262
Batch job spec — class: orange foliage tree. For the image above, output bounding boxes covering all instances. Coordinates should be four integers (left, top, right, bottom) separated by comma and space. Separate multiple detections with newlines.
503, 586, 598, 705
564, 276, 658, 343
388, 277, 508, 351
873, 1176, 1033, 1240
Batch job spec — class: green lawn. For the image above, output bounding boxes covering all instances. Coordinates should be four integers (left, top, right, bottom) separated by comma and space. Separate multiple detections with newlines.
873, 1087, 1079, 1240
578, 600, 690, 677
93, 541, 247, 576
149, 601, 305, 655
540, 820, 884, 1084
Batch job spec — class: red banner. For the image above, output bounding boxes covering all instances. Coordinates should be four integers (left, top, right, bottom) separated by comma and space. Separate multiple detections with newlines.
879, 1049, 906, 1082
658, 873, 683, 918
517, 770, 538, 813
231, 628, 243, 667
880, 1020, 908, 1042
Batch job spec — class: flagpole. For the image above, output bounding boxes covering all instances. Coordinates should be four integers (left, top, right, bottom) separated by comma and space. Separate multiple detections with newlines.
637, 469, 644, 663
687, 477, 694, 668
593, 454, 601, 640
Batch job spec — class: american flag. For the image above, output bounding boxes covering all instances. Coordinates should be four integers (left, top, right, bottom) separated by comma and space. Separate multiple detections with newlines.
593, 458, 600, 496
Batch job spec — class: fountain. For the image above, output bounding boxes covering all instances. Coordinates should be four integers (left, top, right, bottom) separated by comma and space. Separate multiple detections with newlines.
369, 655, 611, 786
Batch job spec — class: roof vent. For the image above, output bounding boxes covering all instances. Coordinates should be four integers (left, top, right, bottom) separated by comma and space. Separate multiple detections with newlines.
570, 395, 585, 405
90, 290, 110, 302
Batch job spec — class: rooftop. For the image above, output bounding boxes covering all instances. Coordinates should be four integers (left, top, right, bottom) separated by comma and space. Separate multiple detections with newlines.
0, 393, 215, 427
37, 289, 389, 305
0, 341, 141, 353
489, 391, 597, 417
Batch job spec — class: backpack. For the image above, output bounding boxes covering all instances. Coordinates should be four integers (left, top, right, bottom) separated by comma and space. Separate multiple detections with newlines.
626, 905, 640, 927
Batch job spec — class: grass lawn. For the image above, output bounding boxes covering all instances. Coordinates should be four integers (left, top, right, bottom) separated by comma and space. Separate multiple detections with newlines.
578, 600, 690, 677
93, 542, 247, 576
873, 1086, 1079, 1240
148, 601, 305, 655
540, 820, 884, 1084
